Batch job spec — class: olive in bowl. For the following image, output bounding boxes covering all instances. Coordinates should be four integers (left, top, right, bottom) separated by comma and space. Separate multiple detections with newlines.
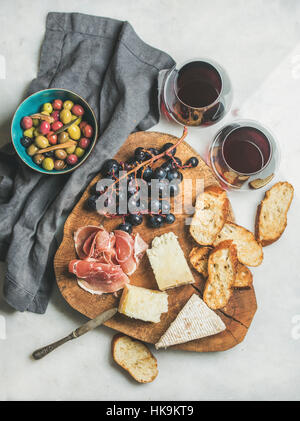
11, 88, 98, 175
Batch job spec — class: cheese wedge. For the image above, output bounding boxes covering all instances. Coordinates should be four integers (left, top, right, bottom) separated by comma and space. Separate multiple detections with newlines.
118, 284, 168, 323
146, 232, 195, 290
155, 294, 226, 349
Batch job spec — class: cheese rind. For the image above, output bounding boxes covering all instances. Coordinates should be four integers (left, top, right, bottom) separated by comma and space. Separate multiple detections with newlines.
118, 284, 168, 323
155, 294, 226, 349
146, 232, 195, 290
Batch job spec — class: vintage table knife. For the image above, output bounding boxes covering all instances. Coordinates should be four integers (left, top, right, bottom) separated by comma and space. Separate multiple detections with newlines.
32, 307, 118, 360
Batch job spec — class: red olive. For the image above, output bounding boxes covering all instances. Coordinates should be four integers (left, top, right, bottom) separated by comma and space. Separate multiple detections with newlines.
39, 121, 51, 135
52, 99, 63, 111
51, 121, 63, 132
21, 116, 33, 130
79, 137, 90, 149
47, 132, 57, 145
67, 154, 78, 166
51, 111, 60, 121
71, 104, 85, 116
82, 124, 93, 138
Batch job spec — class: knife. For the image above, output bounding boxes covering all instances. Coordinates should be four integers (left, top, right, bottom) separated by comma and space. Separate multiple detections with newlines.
32, 307, 118, 360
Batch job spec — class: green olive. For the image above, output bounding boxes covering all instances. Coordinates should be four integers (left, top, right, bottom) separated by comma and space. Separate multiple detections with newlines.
54, 160, 66, 170
58, 132, 69, 144
63, 100, 74, 110
66, 145, 76, 154
60, 109, 72, 124
27, 144, 38, 156
42, 157, 54, 171
23, 127, 35, 138
35, 135, 49, 149
55, 149, 67, 160
32, 118, 39, 127
33, 153, 45, 165
75, 147, 85, 158
42, 102, 53, 114
68, 125, 81, 140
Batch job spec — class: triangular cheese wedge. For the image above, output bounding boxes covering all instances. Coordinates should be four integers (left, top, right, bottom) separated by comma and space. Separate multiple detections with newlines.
155, 294, 226, 349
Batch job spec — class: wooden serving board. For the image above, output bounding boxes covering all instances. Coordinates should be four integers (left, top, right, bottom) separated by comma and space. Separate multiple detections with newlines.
54, 131, 257, 352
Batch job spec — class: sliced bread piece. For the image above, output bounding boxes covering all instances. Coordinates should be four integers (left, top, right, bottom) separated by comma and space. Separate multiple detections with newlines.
189, 246, 252, 288
255, 181, 294, 246
118, 284, 168, 323
189, 246, 212, 278
203, 240, 237, 310
112, 334, 158, 383
155, 294, 226, 349
190, 185, 229, 245
213, 222, 263, 267
234, 263, 253, 288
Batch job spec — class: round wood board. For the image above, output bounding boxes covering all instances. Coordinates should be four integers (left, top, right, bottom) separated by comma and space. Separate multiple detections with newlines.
54, 131, 257, 352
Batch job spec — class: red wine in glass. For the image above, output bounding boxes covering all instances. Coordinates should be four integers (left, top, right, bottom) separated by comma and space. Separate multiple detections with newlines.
208, 120, 279, 190
161, 59, 232, 127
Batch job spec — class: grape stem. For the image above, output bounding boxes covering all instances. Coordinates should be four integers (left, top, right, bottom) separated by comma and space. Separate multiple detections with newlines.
107, 126, 188, 193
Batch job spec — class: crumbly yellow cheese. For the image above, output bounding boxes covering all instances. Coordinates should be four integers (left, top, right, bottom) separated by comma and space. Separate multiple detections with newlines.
155, 294, 226, 349
146, 232, 195, 290
118, 284, 168, 323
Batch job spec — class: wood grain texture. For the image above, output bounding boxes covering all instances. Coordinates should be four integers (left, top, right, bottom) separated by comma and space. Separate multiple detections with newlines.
54, 131, 257, 352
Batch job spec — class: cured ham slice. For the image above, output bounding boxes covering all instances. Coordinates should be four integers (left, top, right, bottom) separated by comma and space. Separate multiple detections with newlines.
115, 230, 137, 275
70, 224, 148, 295
69, 260, 129, 294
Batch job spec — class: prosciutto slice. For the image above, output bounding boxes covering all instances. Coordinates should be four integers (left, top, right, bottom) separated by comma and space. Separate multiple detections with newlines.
69, 260, 129, 294
70, 225, 148, 295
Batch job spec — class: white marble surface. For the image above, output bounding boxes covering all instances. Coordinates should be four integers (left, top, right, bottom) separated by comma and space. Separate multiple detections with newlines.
0, 0, 300, 401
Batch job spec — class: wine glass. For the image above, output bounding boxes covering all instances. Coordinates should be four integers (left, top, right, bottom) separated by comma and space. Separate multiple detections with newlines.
160, 58, 233, 127
207, 119, 280, 190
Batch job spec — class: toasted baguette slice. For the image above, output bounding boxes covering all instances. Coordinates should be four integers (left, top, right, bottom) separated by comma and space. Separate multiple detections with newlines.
255, 182, 294, 246
155, 294, 226, 349
189, 246, 212, 278
213, 222, 263, 267
189, 246, 252, 288
203, 241, 237, 310
112, 334, 158, 383
234, 263, 253, 288
190, 185, 229, 245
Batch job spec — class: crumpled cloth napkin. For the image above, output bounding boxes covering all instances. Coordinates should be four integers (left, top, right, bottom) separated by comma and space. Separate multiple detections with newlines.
0, 12, 174, 313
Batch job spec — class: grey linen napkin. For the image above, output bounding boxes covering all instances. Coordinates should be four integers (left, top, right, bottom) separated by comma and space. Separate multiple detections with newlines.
0, 12, 175, 313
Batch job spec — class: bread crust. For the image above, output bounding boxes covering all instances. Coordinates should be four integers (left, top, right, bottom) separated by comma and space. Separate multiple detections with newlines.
203, 240, 237, 310
190, 185, 229, 246
213, 222, 263, 267
111, 334, 158, 383
255, 182, 294, 246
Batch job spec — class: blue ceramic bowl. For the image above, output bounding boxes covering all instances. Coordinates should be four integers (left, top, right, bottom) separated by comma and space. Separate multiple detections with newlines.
11, 88, 98, 175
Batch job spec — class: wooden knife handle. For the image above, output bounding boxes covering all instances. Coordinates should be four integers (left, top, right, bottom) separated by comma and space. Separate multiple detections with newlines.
32, 333, 75, 360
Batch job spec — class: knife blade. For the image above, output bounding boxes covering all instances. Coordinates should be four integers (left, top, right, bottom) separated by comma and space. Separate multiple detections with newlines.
32, 307, 118, 360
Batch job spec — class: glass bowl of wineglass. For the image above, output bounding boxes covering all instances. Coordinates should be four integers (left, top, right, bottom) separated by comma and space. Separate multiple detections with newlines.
160, 58, 233, 127
207, 119, 280, 191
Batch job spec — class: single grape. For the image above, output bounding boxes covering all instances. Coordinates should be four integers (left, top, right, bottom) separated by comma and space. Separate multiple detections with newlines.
118, 222, 132, 234
148, 147, 159, 156
153, 167, 167, 180
186, 157, 199, 168
134, 147, 146, 162
167, 169, 180, 182
160, 200, 171, 214
165, 213, 175, 224
148, 214, 163, 228
149, 199, 160, 213
127, 213, 143, 226
101, 159, 119, 176
141, 166, 153, 181
161, 142, 176, 156
86, 194, 98, 211
168, 157, 182, 169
